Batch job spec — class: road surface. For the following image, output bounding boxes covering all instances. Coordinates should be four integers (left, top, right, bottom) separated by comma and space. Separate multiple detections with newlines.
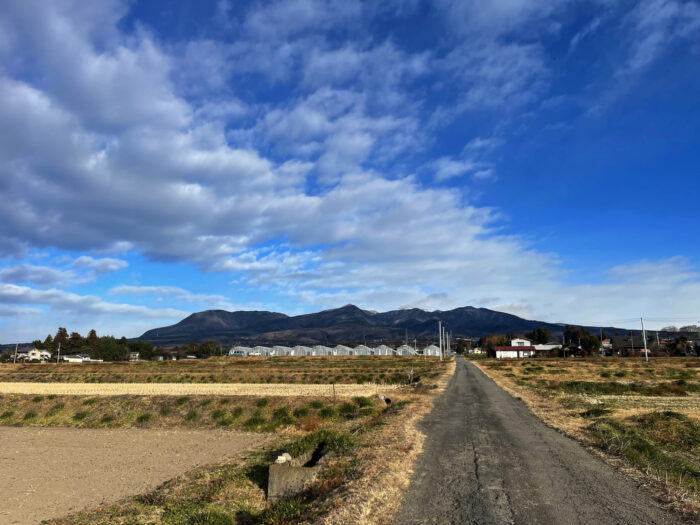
394, 357, 678, 525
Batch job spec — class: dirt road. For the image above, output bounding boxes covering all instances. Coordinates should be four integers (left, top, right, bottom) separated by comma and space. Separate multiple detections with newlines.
0, 381, 396, 397
0, 427, 267, 525
394, 357, 678, 525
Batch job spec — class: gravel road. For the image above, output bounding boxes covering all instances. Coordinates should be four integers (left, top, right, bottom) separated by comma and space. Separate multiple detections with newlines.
394, 357, 678, 525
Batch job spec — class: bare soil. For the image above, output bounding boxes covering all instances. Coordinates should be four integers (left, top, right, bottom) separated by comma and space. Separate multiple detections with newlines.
0, 427, 268, 525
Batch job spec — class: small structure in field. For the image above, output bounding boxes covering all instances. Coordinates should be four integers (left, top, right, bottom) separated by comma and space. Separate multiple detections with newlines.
495, 338, 536, 358
314, 345, 334, 355
422, 345, 440, 356
396, 344, 415, 355
374, 344, 394, 355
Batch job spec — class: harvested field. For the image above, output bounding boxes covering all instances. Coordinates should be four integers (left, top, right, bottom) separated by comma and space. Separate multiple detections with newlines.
474, 357, 700, 518
0, 381, 397, 397
0, 392, 391, 432
0, 426, 267, 525
0, 355, 445, 385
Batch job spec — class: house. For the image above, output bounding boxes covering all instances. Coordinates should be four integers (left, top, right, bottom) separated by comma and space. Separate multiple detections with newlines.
27, 348, 51, 362
129, 351, 140, 361
495, 338, 536, 359
61, 354, 84, 363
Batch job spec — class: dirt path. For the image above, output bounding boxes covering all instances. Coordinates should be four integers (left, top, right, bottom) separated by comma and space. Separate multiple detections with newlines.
0, 381, 396, 397
0, 427, 268, 525
393, 357, 679, 524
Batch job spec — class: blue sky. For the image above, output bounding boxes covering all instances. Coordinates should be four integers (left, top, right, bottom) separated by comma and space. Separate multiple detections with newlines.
1, 0, 699, 341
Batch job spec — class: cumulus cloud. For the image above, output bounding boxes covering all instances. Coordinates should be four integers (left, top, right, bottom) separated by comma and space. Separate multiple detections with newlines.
0, 0, 697, 341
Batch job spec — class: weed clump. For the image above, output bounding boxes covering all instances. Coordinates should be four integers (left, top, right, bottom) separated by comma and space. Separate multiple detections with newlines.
318, 406, 336, 419
255, 398, 270, 408
185, 410, 200, 422
136, 413, 152, 425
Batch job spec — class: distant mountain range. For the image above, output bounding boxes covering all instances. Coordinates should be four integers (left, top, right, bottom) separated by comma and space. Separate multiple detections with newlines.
135, 304, 627, 346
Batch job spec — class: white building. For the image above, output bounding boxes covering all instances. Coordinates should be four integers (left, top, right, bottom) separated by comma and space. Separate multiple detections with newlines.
353, 344, 373, 355
334, 345, 353, 355
396, 344, 415, 355
314, 345, 334, 355
374, 345, 394, 355
272, 345, 293, 356
495, 339, 536, 359
27, 349, 52, 361
422, 344, 440, 356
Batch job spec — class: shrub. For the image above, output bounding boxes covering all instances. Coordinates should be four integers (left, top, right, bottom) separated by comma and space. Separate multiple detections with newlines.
580, 407, 611, 418
100, 414, 115, 424
272, 407, 294, 425
600, 371, 612, 378
318, 406, 336, 419
231, 406, 245, 419
82, 398, 98, 405
219, 398, 231, 405
293, 406, 310, 418
73, 411, 89, 421
159, 406, 172, 417
23, 410, 37, 420
199, 399, 212, 407
185, 410, 200, 422
353, 396, 372, 407
256, 398, 270, 408
338, 402, 356, 416
243, 413, 266, 429
287, 429, 356, 457
176, 396, 190, 406
31, 396, 44, 403
0, 410, 14, 419
136, 413, 152, 424
210, 409, 226, 420
47, 402, 65, 415
309, 400, 324, 409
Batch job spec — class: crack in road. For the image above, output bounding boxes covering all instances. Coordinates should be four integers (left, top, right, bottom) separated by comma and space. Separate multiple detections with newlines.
393, 356, 678, 525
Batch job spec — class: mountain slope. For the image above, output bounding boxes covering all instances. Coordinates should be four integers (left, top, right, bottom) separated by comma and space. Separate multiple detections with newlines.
135, 304, 593, 346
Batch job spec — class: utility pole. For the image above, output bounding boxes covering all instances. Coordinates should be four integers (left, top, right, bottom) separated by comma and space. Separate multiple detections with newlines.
56, 342, 61, 364
438, 321, 443, 361
641, 317, 648, 362
13, 343, 17, 364
600, 328, 604, 357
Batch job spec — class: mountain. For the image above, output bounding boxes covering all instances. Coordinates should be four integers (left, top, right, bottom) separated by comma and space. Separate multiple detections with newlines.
136, 304, 623, 346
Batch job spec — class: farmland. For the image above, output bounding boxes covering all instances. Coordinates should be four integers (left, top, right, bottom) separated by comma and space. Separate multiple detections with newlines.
0, 355, 443, 384
474, 357, 700, 516
0, 356, 454, 524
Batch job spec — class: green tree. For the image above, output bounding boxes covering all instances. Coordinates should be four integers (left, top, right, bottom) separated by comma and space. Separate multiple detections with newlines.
87, 329, 98, 349
94, 337, 127, 361
67, 331, 84, 350
529, 327, 551, 344
54, 327, 69, 351
31, 339, 44, 349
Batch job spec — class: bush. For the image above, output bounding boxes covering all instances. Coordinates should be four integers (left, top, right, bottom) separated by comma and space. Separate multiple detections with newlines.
23, 410, 37, 420
272, 407, 294, 425
231, 406, 245, 419
176, 396, 190, 406
159, 406, 172, 417
73, 411, 89, 421
243, 413, 266, 429
199, 399, 212, 407
100, 414, 115, 424
136, 413, 152, 424
309, 400, 324, 409
185, 410, 200, 422
47, 402, 65, 415
293, 406, 310, 418
287, 429, 356, 457
580, 407, 611, 418
31, 396, 44, 403
353, 396, 372, 407
210, 409, 226, 420
256, 398, 270, 408
338, 402, 356, 416
318, 406, 336, 419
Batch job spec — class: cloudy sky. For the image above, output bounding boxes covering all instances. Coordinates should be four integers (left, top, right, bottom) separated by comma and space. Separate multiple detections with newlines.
1, 0, 699, 341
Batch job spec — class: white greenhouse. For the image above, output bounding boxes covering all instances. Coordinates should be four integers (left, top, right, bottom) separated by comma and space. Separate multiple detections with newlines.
422, 345, 441, 356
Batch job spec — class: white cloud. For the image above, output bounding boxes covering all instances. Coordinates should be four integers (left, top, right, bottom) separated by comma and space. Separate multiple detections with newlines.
0, 265, 73, 287
108, 285, 239, 310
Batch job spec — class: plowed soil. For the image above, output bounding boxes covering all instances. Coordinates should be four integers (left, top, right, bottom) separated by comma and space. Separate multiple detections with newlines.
0, 427, 267, 525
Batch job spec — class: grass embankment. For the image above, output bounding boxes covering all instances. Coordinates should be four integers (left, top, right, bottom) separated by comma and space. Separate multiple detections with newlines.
0, 355, 445, 385
0, 393, 387, 433
474, 357, 700, 518
44, 361, 456, 525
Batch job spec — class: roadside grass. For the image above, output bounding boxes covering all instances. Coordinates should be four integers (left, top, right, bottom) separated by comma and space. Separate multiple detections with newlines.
0, 355, 447, 385
475, 357, 700, 517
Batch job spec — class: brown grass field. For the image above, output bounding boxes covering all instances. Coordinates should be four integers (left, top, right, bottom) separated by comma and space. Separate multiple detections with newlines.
0, 355, 443, 385
474, 357, 700, 518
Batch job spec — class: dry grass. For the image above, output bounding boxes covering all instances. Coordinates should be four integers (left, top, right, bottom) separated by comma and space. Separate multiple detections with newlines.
0, 355, 446, 385
0, 381, 398, 397
474, 357, 700, 520
316, 359, 456, 525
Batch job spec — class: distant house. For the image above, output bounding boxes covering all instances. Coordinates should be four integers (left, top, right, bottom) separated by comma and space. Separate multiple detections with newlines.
27, 348, 51, 362
495, 339, 536, 359
61, 355, 84, 363
129, 351, 140, 361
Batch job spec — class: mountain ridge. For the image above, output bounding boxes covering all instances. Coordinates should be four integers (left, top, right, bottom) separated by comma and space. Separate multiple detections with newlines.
136, 304, 626, 346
